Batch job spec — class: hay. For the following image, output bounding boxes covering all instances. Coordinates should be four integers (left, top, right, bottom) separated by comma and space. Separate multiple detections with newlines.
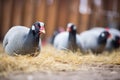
0, 43, 120, 76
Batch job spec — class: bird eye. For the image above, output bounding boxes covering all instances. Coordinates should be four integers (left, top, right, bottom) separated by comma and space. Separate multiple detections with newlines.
31, 25, 35, 30
73, 26, 76, 30
101, 33, 105, 37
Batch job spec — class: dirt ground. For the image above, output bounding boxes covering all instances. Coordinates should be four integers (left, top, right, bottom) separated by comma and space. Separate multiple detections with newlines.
1, 64, 120, 80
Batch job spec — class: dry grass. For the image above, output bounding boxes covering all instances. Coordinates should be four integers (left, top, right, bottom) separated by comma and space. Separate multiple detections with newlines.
0, 43, 120, 76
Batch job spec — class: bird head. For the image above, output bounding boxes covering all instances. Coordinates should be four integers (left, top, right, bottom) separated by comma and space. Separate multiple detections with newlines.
66, 23, 76, 33
111, 36, 120, 48
31, 21, 45, 35
98, 31, 111, 44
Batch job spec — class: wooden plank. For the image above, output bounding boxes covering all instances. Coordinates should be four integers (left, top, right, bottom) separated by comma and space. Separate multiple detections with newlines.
1, 0, 13, 39
34, 0, 46, 22
98, 0, 106, 27
107, 0, 114, 10
102, 0, 115, 28
118, 0, 120, 13
88, 0, 96, 27
45, 0, 59, 38
90, 0, 105, 28
22, 0, 35, 27
67, 0, 80, 28
57, 0, 69, 29
115, 0, 120, 29
11, 0, 24, 26
108, 0, 120, 28
87, 0, 94, 29
79, 14, 90, 32
89, 5, 97, 27
118, 0, 120, 29
0, 0, 2, 40
79, 0, 91, 32
0, 0, 2, 26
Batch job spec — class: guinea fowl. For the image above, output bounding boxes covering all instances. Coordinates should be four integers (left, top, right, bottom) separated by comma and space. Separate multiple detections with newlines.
90, 27, 120, 51
105, 28, 120, 51
3, 21, 45, 56
53, 23, 79, 52
78, 29, 111, 53
111, 36, 120, 49
49, 27, 64, 45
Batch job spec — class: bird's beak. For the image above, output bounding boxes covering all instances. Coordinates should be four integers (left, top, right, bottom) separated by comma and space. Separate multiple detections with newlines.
67, 27, 71, 32
39, 26, 45, 34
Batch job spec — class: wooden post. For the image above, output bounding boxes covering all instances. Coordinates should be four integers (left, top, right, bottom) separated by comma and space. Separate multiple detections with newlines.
79, 14, 90, 32
57, 0, 69, 29
117, 0, 120, 29
34, 0, 47, 22
22, 0, 35, 27
11, 0, 24, 26
68, 0, 80, 29
45, 0, 59, 38
90, 0, 105, 28
107, 0, 119, 28
1, 0, 13, 39
89, 1, 96, 27
0, 0, 2, 40
79, 0, 91, 32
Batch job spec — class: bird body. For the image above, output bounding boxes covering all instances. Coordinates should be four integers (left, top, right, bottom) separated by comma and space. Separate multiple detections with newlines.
3, 22, 45, 56
78, 30, 110, 53
53, 32, 68, 50
54, 32, 80, 50
90, 27, 120, 51
53, 23, 79, 52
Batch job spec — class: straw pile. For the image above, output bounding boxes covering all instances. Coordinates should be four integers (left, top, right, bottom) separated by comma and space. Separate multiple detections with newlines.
0, 43, 120, 76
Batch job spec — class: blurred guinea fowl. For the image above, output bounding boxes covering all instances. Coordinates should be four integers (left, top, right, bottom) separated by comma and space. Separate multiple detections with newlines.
107, 28, 120, 50
3, 21, 45, 56
78, 29, 111, 53
49, 27, 64, 45
53, 23, 79, 52
90, 27, 120, 51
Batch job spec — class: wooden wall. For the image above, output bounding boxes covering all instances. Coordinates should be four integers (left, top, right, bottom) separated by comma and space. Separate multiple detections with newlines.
0, 0, 120, 40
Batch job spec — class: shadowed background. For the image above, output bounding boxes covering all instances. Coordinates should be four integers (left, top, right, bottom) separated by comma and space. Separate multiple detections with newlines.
0, 0, 120, 41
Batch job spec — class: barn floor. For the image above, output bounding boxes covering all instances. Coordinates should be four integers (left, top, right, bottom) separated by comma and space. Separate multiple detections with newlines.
0, 43, 120, 80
